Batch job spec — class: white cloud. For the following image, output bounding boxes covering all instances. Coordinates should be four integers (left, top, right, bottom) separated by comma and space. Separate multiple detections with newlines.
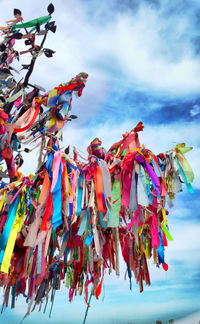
96, 8, 200, 95
174, 311, 200, 324
190, 105, 200, 117
0, 0, 200, 100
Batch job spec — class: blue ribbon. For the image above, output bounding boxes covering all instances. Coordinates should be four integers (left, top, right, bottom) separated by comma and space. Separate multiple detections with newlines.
64, 247, 71, 265
13, 136, 19, 151
66, 161, 77, 170
52, 165, 62, 230
0, 195, 19, 263
126, 262, 132, 290
77, 210, 87, 236
76, 175, 83, 216
46, 151, 54, 179
69, 203, 73, 217
0, 181, 7, 189
15, 256, 23, 271
18, 281, 27, 298
158, 229, 164, 265
84, 234, 94, 246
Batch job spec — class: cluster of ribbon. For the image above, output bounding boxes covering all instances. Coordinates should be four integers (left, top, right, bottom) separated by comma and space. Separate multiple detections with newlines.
0, 4, 88, 182
0, 4, 195, 321
0, 121, 194, 317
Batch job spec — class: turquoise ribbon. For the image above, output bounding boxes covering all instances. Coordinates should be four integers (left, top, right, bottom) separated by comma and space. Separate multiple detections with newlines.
0, 195, 19, 263
52, 165, 62, 230
84, 234, 94, 246
99, 212, 107, 228
77, 211, 87, 236
76, 175, 83, 216
87, 210, 92, 232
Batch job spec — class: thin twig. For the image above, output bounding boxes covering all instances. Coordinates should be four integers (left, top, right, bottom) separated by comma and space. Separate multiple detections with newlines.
83, 291, 92, 324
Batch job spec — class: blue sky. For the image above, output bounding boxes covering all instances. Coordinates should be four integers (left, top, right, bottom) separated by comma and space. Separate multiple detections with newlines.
0, 0, 200, 323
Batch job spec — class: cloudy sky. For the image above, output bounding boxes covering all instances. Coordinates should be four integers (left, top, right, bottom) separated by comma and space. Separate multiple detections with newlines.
0, 0, 200, 323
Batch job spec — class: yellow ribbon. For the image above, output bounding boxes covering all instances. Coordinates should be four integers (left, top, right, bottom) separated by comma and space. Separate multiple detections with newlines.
145, 237, 151, 259
138, 226, 146, 256
47, 88, 58, 107
0, 190, 6, 212
65, 167, 73, 197
1, 198, 26, 273
47, 114, 56, 128
162, 208, 168, 227
45, 146, 56, 152
129, 147, 150, 161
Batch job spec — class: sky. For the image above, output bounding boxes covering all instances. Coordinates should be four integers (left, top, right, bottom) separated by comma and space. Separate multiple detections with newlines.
0, 0, 200, 323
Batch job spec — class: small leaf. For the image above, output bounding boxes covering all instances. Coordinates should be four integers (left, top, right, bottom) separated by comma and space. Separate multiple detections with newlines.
25, 39, 31, 46
69, 115, 78, 119
44, 51, 52, 58
43, 48, 55, 58
14, 8, 22, 16
45, 21, 57, 33
47, 3, 55, 14
50, 25, 57, 33
65, 146, 70, 155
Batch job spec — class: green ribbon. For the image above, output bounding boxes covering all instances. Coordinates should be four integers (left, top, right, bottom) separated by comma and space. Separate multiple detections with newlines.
161, 223, 173, 241
12, 15, 51, 32
175, 156, 194, 194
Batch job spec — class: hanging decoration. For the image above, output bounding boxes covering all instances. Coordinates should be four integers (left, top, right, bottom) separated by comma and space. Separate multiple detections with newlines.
0, 4, 194, 322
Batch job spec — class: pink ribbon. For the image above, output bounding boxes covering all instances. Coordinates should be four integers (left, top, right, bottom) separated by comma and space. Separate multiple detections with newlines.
150, 213, 160, 247
127, 205, 141, 231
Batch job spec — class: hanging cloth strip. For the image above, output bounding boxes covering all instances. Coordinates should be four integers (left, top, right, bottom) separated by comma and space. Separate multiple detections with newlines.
107, 180, 121, 228
174, 156, 194, 194
1, 194, 26, 273
51, 151, 63, 230
12, 15, 52, 31
0, 195, 19, 264
13, 99, 40, 133
94, 166, 106, 213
